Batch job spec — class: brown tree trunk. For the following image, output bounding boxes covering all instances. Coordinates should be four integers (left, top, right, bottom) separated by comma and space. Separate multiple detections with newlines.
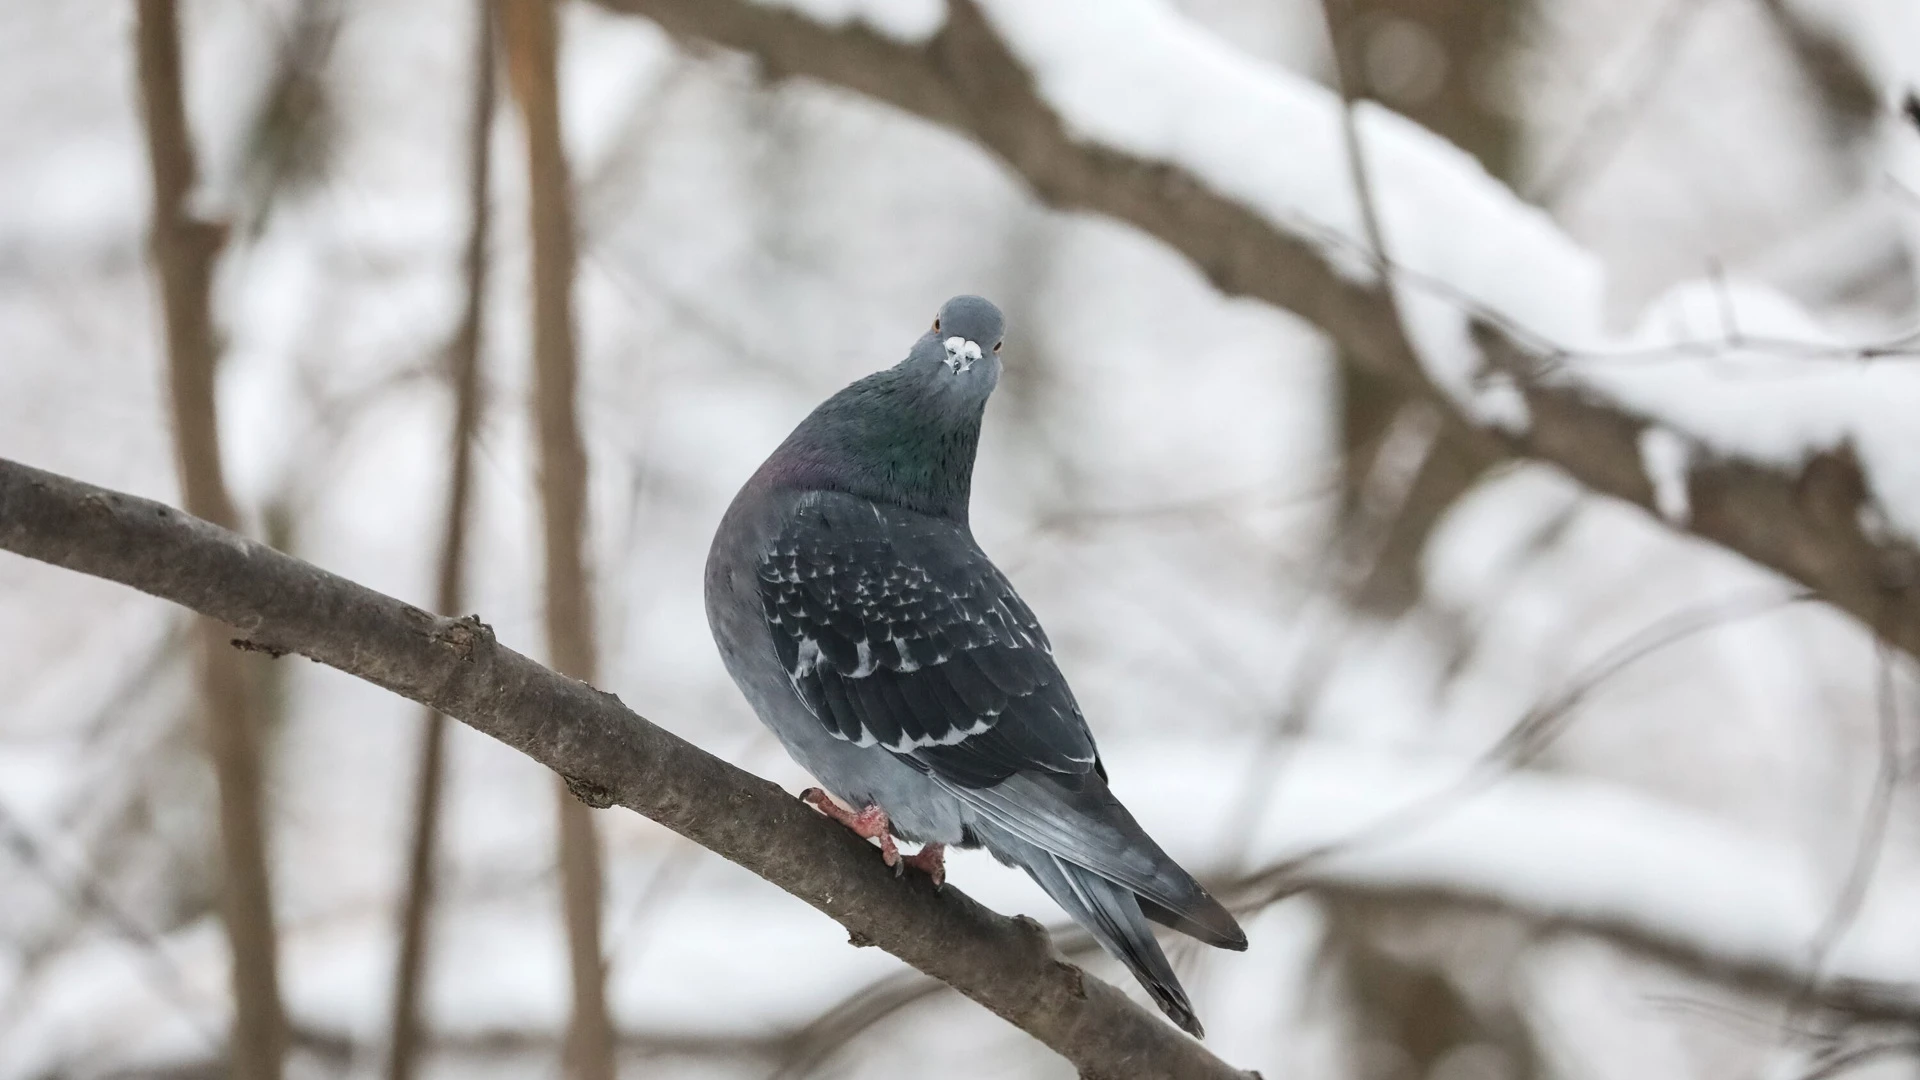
133, 2, 288, 1076
498, 1, 617, 1077
385, 3, 496, 1077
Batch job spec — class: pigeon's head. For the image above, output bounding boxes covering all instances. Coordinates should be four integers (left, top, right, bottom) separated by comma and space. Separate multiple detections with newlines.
900, 295, 1004, 406
772, 296, 1007, 520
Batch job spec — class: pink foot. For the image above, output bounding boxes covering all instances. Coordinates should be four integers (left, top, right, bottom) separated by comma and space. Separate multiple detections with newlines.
801, 788, 900, 868
902, 843, 946, 888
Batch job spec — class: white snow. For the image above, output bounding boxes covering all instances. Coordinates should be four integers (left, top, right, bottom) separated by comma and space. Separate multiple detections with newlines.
1637, 426, 1692, 524
974, 0, 1920, 533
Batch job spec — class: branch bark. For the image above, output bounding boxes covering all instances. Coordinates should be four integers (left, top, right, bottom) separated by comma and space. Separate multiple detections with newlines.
134, 3, 288, 1076
0, 457, 1257, 1080
386, 2, 496, 1075
587, 0, 1920, 663
497, 1, 616, 1076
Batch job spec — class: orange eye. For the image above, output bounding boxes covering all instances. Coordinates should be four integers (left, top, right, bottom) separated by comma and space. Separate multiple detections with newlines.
932, 318, 941, 332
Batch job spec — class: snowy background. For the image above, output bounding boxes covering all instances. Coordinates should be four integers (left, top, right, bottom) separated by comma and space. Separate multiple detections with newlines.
3, 0, 1920, 1077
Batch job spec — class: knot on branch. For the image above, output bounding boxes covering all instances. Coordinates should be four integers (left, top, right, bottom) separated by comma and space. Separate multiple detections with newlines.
846, 928, 876, 948
1012, 913, 1047, 938
1052, 959, 1086, 1001
433, 614, 495, 661
230, 638, 288, 658
78, 490, 119, 518
564, 774, 615, 809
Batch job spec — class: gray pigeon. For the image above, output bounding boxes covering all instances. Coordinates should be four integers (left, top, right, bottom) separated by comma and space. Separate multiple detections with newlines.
705, 295, 1246, 1036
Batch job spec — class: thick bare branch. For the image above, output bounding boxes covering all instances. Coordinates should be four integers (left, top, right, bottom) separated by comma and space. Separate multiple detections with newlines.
134, 3, 288, 1075
588, 0, 1920, 664
0, 457, 1257, 1080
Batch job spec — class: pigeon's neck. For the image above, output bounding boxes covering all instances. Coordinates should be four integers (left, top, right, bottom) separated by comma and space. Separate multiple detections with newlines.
767, 372, 983, 523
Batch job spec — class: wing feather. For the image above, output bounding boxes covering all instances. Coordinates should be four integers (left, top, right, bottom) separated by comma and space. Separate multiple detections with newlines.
756, 492, 1094, 786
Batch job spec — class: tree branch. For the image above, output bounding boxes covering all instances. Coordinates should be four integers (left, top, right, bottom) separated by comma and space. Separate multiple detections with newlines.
587, 0, 1920, 663
0, 457, 1257, 1080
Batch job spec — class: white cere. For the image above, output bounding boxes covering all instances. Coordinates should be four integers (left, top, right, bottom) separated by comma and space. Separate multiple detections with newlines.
942, 336, 983, 373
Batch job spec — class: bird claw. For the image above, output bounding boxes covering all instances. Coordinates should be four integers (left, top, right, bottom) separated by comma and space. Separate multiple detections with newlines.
798, 789, 941, 885
800, 788, 899, 867
902, 843, 946, 888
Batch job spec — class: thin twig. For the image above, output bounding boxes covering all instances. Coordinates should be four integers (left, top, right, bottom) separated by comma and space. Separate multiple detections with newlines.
1319, 0, 1394, 294
1787, 634, 1906, 1030
1236, 588, 1815, 901
1796, 1038, 1920, 1080
0, 798, 221, 1049
1523, 0, 1718, 206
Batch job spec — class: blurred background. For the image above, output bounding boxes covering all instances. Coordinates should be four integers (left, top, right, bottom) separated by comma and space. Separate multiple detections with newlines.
2, 0, 1918, 1077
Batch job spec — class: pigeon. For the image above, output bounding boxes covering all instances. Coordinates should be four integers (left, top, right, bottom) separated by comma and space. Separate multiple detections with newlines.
705, 295, 1247, 1036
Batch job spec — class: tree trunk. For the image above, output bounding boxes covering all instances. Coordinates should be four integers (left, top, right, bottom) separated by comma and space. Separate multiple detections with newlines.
386, 2, 496, 1076
134, 3, 288, 1076
498, 1, 617, 1077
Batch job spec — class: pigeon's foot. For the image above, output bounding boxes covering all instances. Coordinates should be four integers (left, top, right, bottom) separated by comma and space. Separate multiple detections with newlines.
902, 842, 945, 888
800, 788, 900, 869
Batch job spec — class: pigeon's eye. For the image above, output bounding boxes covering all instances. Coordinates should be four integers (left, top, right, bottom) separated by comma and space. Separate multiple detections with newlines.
993, 341, 1002, 353
932, 318, 941, 332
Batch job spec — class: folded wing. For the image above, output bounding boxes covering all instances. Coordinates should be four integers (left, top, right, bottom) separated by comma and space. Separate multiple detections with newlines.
758, 491, 1096, 787
757, 490, 1244, 957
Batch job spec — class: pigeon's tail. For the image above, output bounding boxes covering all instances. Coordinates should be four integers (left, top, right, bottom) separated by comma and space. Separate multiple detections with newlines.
947, 770, 1247, 951
973, 820, 1205, 1038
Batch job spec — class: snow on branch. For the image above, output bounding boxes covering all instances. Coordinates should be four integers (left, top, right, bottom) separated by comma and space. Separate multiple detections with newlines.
601, 0, 1920, 664
0, 457, 1257, 1080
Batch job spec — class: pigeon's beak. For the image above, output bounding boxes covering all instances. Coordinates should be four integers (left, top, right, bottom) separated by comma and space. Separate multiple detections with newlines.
941, 336, 983, 374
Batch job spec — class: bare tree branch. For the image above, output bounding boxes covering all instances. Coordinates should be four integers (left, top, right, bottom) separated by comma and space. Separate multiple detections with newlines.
586, 0, 1920, 667
133, 3, 288, 1075
0, 457, 1259, 1080
386, 2, 496, 1075
498, 0, 617, 1075
1793, 635, 1906, 1020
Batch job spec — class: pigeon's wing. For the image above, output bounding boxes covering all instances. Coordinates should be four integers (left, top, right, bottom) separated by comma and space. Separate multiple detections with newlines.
756, 490, 1096, 787
758, 490, 1249, 958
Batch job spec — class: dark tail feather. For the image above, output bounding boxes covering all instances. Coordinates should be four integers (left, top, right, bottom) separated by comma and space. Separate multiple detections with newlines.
951, 772, 1248, 951
977, 823, 1205, 1037
1140, 895, 1245, 951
